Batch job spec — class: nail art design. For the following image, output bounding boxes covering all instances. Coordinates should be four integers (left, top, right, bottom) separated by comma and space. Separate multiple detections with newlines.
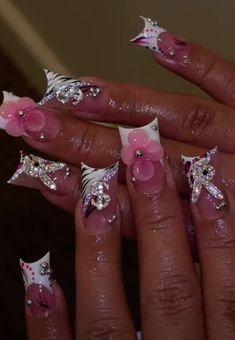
182, 147, 225, 208
0, 92, 46, 137
119, 118, 163, 181
81, 162, 118, 216
20, 252, 52, 293
130, 16, 167, 53
8, 151, 69, 191
20, 252, 54, 317
38, 69, 101, 107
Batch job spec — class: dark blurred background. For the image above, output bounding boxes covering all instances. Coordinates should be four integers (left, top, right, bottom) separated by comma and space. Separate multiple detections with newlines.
0, 1, 234, 338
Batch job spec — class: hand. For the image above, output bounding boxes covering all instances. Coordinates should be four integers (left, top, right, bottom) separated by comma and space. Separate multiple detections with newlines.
23, 139, 235, 339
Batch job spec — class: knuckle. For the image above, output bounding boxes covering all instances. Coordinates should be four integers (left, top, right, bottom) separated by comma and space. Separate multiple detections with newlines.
204, 226, 235, 250
76, 124, 97, 156
146, 274, 200, 316
140, 212, 180, 232
197, 55, 217, 82
221, 76, 235, 103
181, 103, 215, 139
216, 285, 235, 320
85, 315, 130, 340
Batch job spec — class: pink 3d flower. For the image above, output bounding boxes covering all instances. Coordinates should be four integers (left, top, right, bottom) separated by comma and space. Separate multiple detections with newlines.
0, 97, 46, 137
121, 128, 164, 181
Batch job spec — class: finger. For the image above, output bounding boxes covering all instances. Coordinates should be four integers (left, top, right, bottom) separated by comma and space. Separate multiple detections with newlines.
75, 163, 136, 339
20, 253, 72, 340
118, 121, 203, 339
183, 148, 235, 339
2, 79, 235, 153
23, 115, 235, 200
130, 16, 235, 107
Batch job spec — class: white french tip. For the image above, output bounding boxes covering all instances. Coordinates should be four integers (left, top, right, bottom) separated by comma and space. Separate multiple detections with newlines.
181, 155, 195, 163
118, 117, 160, 146
130, 16, 166, 52
19, 251, 52, 292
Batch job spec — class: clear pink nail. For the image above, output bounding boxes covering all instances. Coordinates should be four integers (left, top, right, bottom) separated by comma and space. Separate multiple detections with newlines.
8, 151, 77, 195
81, 162, 119, 234
119, 117, 165, 194
182, 147, 227, 220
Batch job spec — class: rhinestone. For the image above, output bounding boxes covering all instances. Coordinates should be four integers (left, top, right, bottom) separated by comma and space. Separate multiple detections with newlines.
89, 87, 101, 97
18, 110, 25, 117
151, 125, 158, 131
26, 299, 32, 306
135, 150, 143, 157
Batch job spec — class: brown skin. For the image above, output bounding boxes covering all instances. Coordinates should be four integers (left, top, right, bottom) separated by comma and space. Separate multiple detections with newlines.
24, 38, 235, 338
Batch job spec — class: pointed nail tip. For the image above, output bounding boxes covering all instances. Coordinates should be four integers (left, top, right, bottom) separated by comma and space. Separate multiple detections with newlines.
19, 251, 50, 265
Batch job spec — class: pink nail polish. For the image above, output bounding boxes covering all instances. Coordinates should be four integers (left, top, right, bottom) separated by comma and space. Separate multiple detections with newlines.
20, 252, 54, 318
0, 91, 60, 142
119, 117, 165, 194
182, 147, 227, 220
81, 162, 119, 234
8, 151, 76, 194
131, 16, 189, 63
38, 69, 104, 113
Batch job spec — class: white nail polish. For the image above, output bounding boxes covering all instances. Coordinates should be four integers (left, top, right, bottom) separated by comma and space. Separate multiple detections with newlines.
20, 252, 52, 292
130, 16, 167, 53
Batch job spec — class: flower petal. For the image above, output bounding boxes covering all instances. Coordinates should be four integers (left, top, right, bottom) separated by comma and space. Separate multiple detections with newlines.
5, 118, 24, 137
128, 129, 148, 147
146, 141, 164, 161
133, 160, 155, 181
24, 109, 46, 132
0, 101, 19, 118
17, 97, 35, 110
121, 145, 135, 165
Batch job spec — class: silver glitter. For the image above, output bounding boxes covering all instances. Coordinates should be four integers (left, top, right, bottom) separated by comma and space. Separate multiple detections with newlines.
90, 181, 111, 211
108, 214, 118, 224
89, 87, 101, 98
189, 154, 224, 204
147, 17, 159, 27
215, 201, 226, 211
8, 152, 67, 191
55, 83, 84, 105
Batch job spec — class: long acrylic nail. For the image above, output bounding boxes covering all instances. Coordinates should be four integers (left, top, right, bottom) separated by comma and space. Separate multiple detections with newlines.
81, 162, 119, 234
131, 16, 189, 63
38, 69, 104, 112
182, 147, 227, 220
8, 151, 76, 194
119, 117, 165, 194
0, 91, 60, 142
20, 252, 54, 318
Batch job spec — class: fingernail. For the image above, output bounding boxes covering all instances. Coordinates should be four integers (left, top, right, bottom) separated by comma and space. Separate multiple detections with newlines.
81, 162, 119, 234
182, 147, 227, 220
131, 16, 189, 63
38, 69, 104, 113
119, 117, 165, 194
8, 151, 76, 194
20, 252, 54, 318
0, 91, 60, 142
